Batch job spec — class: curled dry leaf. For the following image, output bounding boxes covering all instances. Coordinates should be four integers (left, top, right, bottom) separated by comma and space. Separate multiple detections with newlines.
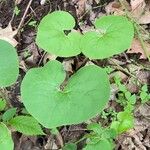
0, 23, 18, 46
127, 38, 150, 59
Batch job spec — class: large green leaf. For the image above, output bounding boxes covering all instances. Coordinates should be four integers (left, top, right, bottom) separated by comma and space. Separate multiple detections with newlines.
36, 11, 81, 57
21, 60, 110, 128
0, 40, 19, 87
81, 15, 134, 59
9, 116, 44, 135
0, 122, 14, 150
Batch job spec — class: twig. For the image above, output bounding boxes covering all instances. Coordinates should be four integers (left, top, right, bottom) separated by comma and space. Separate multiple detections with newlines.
17, 0, 33, 32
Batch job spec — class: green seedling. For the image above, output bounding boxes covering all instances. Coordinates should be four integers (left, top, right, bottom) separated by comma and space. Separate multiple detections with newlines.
14, 6, 20, 16
140, 84, 150, 103
101, 108, 117, 120
83, 123, 116, 150
110, 110, 134, 134
111, 76, 136, 134
28, 20, 37, 27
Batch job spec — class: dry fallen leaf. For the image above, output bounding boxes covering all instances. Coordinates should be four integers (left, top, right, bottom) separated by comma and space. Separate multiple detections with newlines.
138, 6, 150, 24
127, 38, 150, 59
0, 23, 18, 46
131, 0, 145, 10
130, 0, 150, 24
105, 1, 122, 14
72, 0, 92, 17
131, 0, 146, 19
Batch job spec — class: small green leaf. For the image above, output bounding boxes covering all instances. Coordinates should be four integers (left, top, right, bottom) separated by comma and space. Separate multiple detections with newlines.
83, 139, 112, 150
125, 91, 131, 100
111, 111, 134, 134
21, 60, 110, 128
0, 40, 19, 87
0, 122, 14, 150
36, 11, 81, 57
87, 123, 103, 135
141, 84, 148, 92
81, 15, 134, 59
9, 116, 44, 135
63, 143, 77, 150
110, 121, 120, 133
102, 128, 117, 139
0, 99, 6, 111
2, 108, 17, 122
118, 119, 134, 133
128, 94, 136, 105
140, 91, 148, 102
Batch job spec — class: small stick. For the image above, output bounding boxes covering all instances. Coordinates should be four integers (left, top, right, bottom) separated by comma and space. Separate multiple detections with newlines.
17, 0, 33, 32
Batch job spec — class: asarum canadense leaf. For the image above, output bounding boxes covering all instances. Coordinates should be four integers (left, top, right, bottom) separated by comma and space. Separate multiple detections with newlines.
21, 60, 110, 128
36, 11, 81, 57
0, 40, 19, 87
0, 123, 14, 150
81, 15, 134, 59
9, 116, 45, 135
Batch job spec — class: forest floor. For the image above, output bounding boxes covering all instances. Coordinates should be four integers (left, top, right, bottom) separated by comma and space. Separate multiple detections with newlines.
0, 0, 150, 149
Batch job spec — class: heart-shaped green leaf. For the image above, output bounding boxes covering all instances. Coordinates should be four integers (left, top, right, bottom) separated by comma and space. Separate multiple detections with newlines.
81, 15, 134, 59
36, 11, 81, 57
21, 60, 110, 128
0, 123, 14, 150
0, 40, 19, 87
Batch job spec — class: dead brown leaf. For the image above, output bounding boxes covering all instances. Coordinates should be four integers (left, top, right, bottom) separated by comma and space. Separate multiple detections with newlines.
72, 0, 92, 17
127, 38, 150, 59
130, 0, 150, 24
131, 0, 145, 10
0, 23, 18, 46
131, 0, 146, 19
138, 7, 150, 24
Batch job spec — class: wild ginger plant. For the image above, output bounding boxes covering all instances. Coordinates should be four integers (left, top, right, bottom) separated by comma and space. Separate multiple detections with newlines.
0, 10, 135, 150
